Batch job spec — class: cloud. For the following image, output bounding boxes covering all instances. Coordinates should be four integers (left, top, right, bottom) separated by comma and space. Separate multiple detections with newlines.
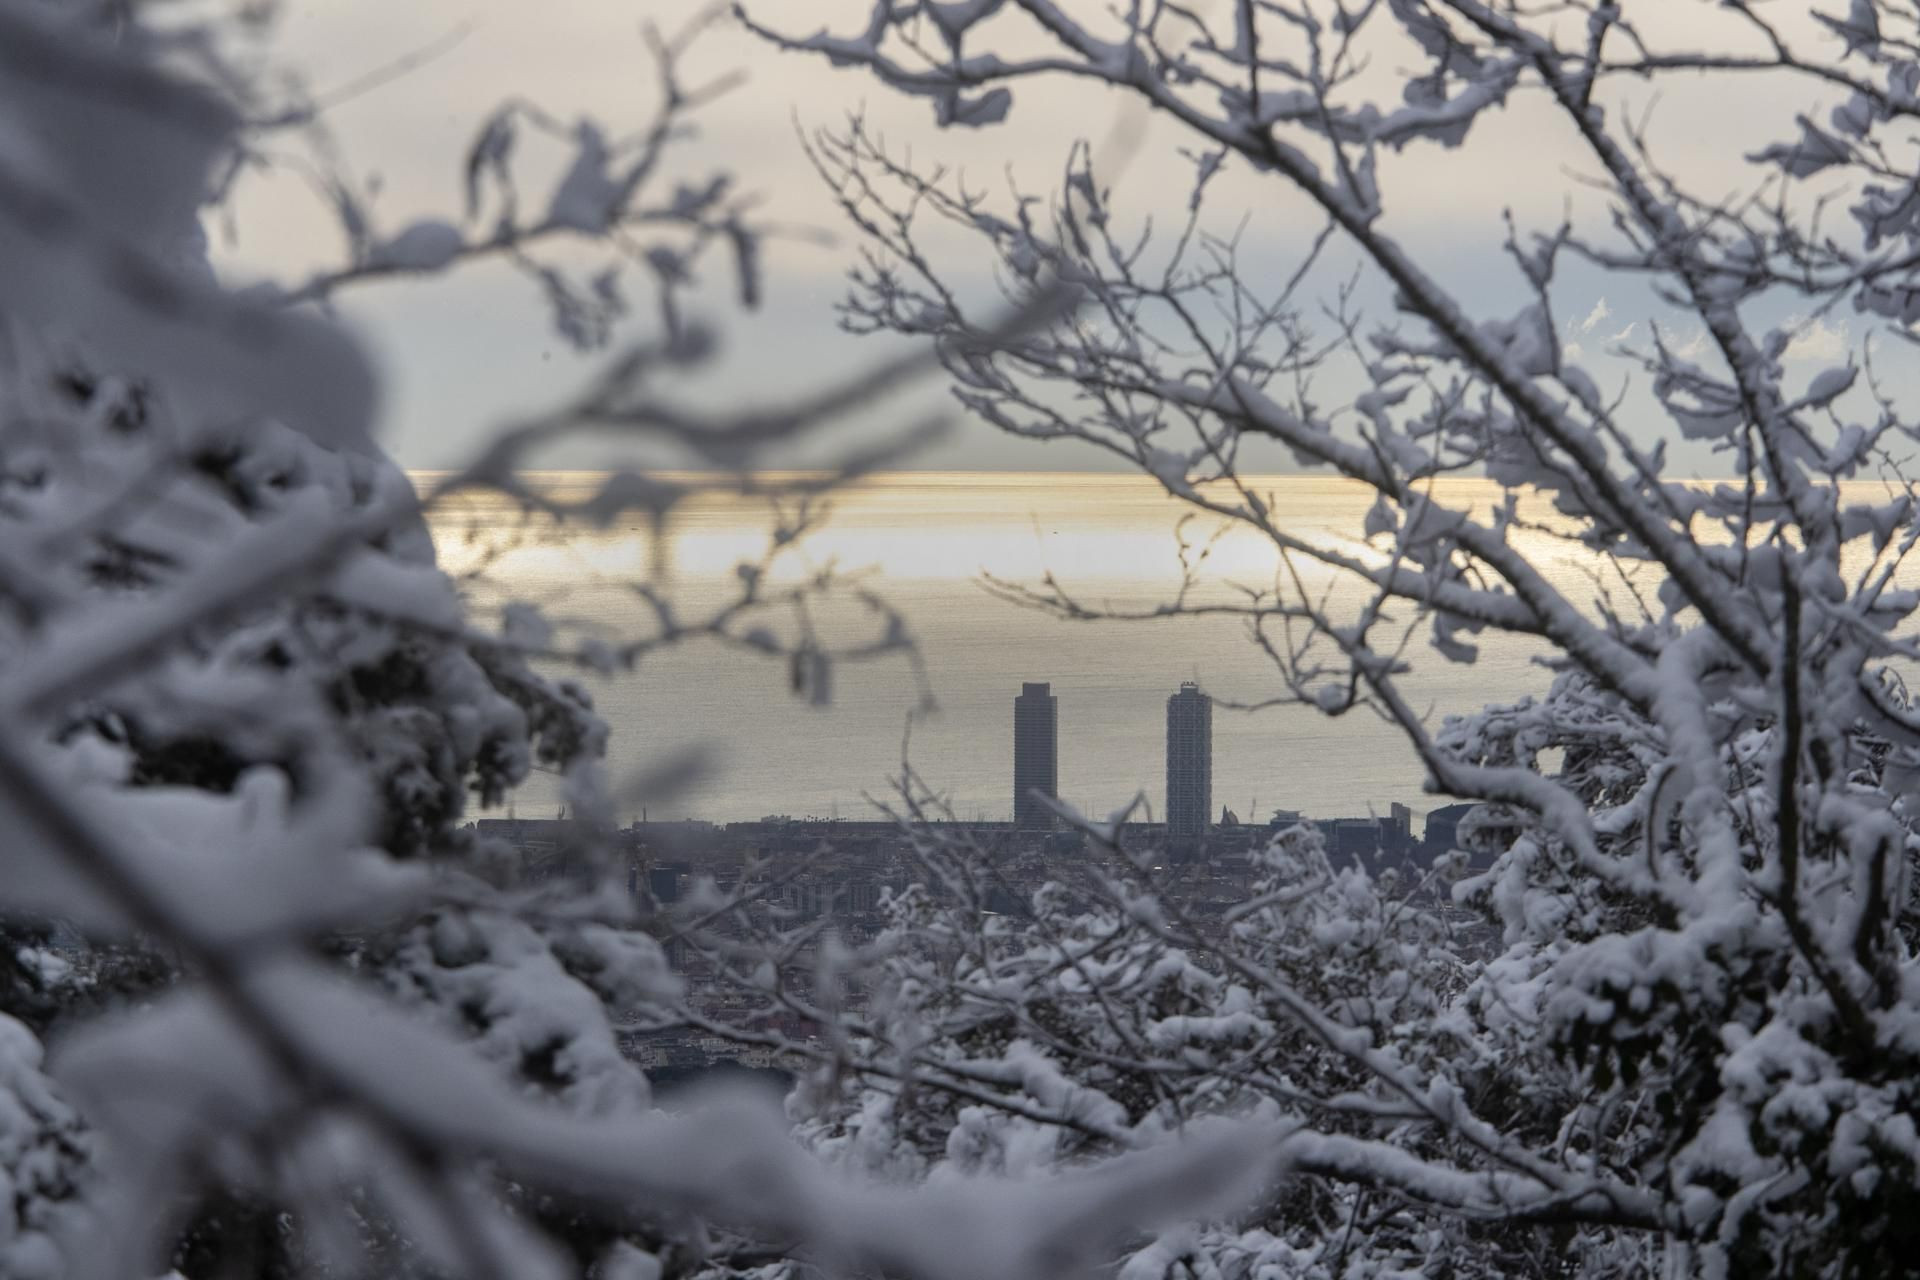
1781, 313, 1850, 362
1669, 327, 1710, 361
1572, 297, 1611, 334
1604, 322, 1637, 343
1562, 341, 1584, 361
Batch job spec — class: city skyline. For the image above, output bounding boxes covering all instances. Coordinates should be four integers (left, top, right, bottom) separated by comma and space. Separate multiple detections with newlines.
496, 641, 1446, 830
1006, 679, 1219, 836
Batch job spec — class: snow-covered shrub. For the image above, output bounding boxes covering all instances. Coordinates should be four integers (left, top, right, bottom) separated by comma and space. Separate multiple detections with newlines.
0, 1014, 87, 1280
0, 5, 655, 1265
0, 4, 1273, 1277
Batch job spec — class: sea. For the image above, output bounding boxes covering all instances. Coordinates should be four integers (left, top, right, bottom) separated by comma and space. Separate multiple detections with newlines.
413, 471, 1751, 831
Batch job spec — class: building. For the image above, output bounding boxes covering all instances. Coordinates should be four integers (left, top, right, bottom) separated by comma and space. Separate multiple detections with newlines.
1421, 801, 1510, 871
647, 864, 685, 905
1013, 681, 1059, 829
1165, 682, 1212, 839
1313, 811, 1421, 877
472, 817, 619, 887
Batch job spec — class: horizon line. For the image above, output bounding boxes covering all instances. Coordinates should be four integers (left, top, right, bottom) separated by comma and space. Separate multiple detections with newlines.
406, 466, 1775, 484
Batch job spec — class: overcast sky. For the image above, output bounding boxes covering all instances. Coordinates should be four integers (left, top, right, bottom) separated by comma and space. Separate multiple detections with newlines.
220, 2, 1884, 476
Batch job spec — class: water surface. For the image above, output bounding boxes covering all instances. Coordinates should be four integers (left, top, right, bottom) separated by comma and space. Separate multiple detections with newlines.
420, 471, 1885, 830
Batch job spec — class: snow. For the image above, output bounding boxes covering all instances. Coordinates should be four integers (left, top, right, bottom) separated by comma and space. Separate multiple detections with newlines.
371, 219, 466, 272
0, 1015, 85, 1280
1749, 117, 1853, 179
547, 122, 619, 232
1800, 363, 1857, 408
327, 545, 466, 631
56, 957, 1289, 1280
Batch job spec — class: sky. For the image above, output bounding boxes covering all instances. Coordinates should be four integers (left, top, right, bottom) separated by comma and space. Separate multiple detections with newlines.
216, 1, 1890, 476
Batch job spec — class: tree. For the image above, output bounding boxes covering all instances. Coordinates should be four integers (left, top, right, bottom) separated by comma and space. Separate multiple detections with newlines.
732, 0, 1920, 1274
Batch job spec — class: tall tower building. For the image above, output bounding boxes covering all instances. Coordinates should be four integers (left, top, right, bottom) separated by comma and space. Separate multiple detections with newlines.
1013, 682, 1059, 829
1166, 682, 1212, 840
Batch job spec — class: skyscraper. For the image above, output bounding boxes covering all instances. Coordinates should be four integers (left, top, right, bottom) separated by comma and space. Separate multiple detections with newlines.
1166, 681, 1211, 840
1013, 681, 1059, 829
